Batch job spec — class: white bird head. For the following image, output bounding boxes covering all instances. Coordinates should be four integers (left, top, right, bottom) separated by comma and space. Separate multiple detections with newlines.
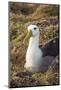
28, 25, 39, 37
23, 25, 39, 45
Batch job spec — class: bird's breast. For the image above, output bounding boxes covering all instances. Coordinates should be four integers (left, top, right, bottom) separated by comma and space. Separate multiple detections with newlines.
26, 46, 43, 67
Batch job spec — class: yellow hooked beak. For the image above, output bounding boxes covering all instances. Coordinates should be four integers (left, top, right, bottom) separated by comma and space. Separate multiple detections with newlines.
23, 30, 32, 45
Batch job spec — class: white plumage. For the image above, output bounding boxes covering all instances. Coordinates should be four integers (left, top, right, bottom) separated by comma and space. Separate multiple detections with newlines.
24, 25, 43, 72
23, 24, 58, 72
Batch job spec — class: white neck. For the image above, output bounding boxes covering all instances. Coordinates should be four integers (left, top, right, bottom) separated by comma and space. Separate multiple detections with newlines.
28, 35, 39, 49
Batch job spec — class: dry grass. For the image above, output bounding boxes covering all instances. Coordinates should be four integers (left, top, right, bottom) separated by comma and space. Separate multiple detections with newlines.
9, 2, 59, 88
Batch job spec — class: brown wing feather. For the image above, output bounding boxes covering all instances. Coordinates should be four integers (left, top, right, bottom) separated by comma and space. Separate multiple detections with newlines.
39, 37, 59, 57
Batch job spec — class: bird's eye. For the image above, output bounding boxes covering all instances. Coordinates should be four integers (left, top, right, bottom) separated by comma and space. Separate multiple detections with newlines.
34, 27, 36, 30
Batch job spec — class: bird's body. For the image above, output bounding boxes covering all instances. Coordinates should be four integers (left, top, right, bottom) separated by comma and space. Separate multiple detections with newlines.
23, 25, 43, 72
25, 35, 43, 72
23, 25, 58, 72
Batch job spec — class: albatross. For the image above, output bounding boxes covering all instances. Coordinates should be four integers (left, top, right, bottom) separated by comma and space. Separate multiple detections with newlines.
23, 25, 58, 72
